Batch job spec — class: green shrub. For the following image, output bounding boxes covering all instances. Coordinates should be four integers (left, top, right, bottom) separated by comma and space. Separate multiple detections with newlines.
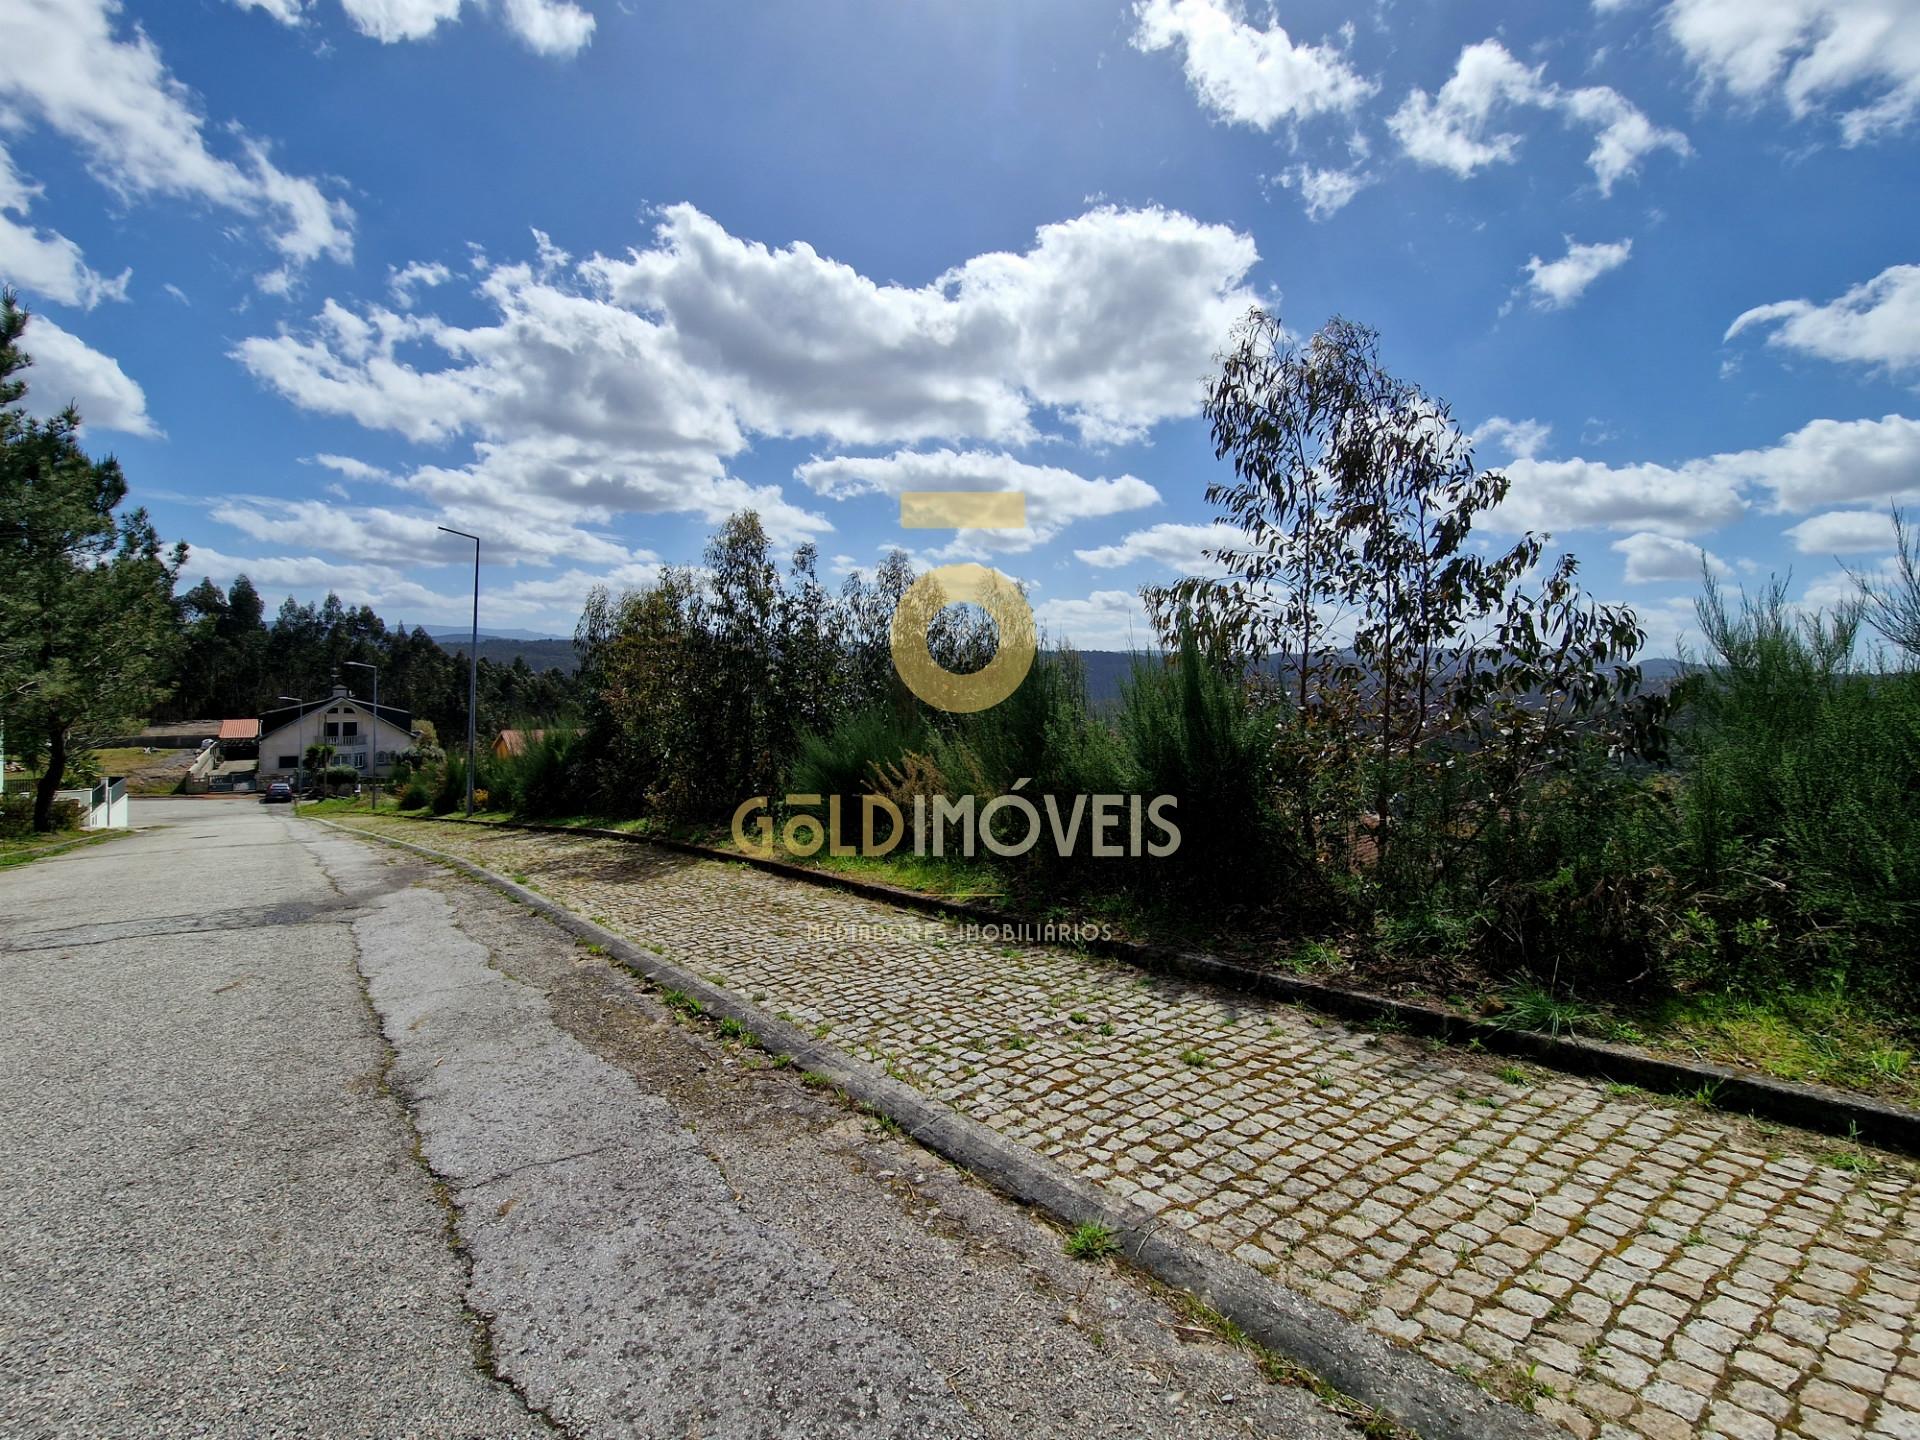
1671, 578, 1920, 1001
431, 758, 467, 815
318, 765, 360, 794
1114, 636, 1292, 910
397, 780, 431, 810
1, 793, 83, 837
464, 731, 585, 818
789, 704, 924, 803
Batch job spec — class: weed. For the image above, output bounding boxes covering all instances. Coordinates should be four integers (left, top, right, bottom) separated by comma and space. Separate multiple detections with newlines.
1868, 1047, 1911, 1080
1065, 1222, 1119, 1261
1821, 1122, 1882, 1175
1489, 983, 1604, 1038
662, 989, 704, 1018
1496, 1064, 1529, 1086
1282, 940, 1342, 975
1180, 1048, 1211, 1068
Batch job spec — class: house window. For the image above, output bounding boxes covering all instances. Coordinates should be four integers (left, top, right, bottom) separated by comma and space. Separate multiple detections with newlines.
341, 721, 358, 737
324, 722, 340, 738
278, 754, 298, 769
353, 752, 367, 769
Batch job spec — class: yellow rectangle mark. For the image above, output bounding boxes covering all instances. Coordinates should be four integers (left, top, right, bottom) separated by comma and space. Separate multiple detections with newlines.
900, 491, 1028, 529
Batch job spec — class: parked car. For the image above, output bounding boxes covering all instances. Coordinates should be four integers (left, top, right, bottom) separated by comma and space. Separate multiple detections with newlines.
261, 782, 294, 804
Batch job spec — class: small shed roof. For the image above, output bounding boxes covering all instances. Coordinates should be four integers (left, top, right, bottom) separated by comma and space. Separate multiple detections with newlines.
492, 728, 545, 758
218, 718, 261, 741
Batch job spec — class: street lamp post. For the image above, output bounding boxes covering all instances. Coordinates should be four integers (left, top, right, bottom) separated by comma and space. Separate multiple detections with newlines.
276, 695, 308, 808
344, 660, 380, 811
437, 526, 480, 817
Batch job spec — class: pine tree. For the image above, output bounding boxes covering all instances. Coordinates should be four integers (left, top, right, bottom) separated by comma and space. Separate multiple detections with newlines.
0, 291, 184, 830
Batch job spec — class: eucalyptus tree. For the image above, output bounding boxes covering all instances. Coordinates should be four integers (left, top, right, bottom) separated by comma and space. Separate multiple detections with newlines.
1146, 310, 1660, 881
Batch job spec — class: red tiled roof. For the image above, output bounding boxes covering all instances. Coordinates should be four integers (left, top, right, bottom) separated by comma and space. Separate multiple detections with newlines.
218, 718, 261, 740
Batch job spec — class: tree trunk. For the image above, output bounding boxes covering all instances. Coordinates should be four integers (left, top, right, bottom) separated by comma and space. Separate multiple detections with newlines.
34, 723, 66, 833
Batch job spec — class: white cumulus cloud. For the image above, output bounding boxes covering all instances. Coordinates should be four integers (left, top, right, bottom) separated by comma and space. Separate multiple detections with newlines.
1031, 588, 1156, 651
1130, 0, 1376, 129
0, 143, 130, 308
1074, 521, 1250, 573
1498, 412, 1920, 539
0, 0, 353, 289
1785, 509, 1902, 553
236, 206, 1256, 550
1474, 415, 1553, 461
1523, 237, 1634, 310
1663, 0, 1920, 143
1273, 163, 1375, 220
1389, 39, 1688, 193
15, 312, 155, 436
234, 0, 595, 55
1726, 262, 1920, 372
796, 449, 1159, 555
1611, 530, 1731, 582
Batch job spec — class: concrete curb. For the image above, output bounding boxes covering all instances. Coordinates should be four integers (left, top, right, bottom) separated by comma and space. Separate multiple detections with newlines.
322, 817, 1557, 1440
375, 812, 1920, 1159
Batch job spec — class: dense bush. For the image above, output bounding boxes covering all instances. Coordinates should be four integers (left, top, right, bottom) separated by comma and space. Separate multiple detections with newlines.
431, 758, 467, 815
2, 792, 81, 837
459, 313, 1920, 1022
481, 730, 585, 818
1113, 639, 1289, 909
1668, 579, 1920, 1001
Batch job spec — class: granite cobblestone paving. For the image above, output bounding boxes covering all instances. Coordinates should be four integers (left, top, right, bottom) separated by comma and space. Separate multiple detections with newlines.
343, 817, 1920, 1440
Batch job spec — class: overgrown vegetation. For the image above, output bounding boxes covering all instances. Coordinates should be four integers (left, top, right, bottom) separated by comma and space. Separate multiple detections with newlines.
395, 313, 1920, 1088
6, 262, 1906, 1089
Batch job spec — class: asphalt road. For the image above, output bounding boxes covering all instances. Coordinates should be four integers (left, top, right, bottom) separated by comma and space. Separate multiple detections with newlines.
0, 797, 545, 1439
0, 798, 1360, 1439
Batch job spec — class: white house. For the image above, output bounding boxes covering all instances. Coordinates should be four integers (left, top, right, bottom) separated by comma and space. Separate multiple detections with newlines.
258, 686, 418, 782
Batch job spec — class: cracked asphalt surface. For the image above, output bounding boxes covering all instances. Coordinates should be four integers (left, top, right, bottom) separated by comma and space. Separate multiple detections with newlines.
0, 798, 1365, 1439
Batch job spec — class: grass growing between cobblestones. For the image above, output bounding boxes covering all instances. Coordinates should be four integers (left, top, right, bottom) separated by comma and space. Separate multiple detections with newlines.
328, 813, 1920, 1440
359, 795, 1920, 1110
332, 806, 1920, 1109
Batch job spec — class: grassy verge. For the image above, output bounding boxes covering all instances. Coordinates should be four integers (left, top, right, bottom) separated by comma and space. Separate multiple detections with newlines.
0, 828, 132, 869
1643, 990, 1915, 1103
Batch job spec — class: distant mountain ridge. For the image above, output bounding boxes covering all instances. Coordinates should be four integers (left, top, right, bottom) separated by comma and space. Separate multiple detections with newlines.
430, 632, 578, 673
417, 632, 1689, 697
427, 627, 571, 643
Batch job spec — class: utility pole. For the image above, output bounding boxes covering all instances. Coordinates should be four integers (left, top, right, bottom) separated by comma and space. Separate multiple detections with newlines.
277, 695, 307, 808
344, 660, 380, 811
438, 526, 481, 816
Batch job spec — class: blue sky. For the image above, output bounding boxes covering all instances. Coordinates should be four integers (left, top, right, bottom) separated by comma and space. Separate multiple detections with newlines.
4, 0, 1918, 652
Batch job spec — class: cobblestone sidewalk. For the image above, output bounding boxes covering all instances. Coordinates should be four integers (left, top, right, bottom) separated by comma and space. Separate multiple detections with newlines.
338, 817, 1920, 1440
